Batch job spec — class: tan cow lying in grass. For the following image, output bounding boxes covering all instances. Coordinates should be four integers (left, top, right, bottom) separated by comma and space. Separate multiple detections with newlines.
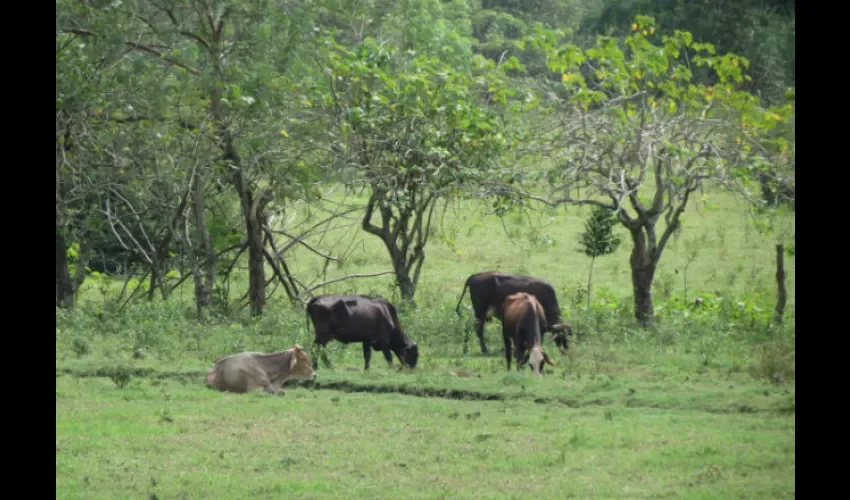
205, 344, 316, 394
502, 292, 556, 375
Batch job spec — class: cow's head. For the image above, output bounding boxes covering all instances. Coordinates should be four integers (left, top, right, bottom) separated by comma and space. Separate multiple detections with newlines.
551, 323, 573, 355
402, 340, 419, 369
288, 344, 317, 381
527, 346, 556, 375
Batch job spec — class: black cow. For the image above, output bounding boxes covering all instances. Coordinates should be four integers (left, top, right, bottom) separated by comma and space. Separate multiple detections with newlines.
305, 294, 419, 371
454, 271, 573, 354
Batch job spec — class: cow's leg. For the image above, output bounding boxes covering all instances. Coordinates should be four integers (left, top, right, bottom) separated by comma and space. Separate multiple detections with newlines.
503, 336, 512, 371
362, 343, 372, 371
381, 348, 393, 367
515, 344, 526, 372
239, 367, 278, 395
553, 332, 569, 355
311, 341, 322, 371
475, 317, 489, 354
313, 340, 333, 369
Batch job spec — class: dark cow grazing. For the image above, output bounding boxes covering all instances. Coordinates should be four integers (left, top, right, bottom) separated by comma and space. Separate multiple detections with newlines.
305, 294, 419, 371
455, 271, 573, 354
205, 344, 317, 394
502, 292, 556, 374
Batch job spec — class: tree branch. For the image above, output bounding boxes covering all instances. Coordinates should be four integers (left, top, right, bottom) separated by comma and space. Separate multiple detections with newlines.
101, 200, 153, 265
262, 246, 298, 301
271, 227, 342, 262
124, 41, 201, 75
59, 27, 97, 37
168, 242, 246, 293
656, 182, 700, 263
649, 146, 666, 215
361, 194, 384, 237
300, 271, 397, 299
180, 30, 211, 51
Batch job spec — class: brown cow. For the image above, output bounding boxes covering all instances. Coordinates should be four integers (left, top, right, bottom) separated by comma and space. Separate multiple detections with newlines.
205, 344, 316, 394
501, 292, 556, 375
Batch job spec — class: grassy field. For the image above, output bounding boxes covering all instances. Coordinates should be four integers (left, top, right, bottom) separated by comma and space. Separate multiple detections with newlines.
57, 185, 794, 498
56, 370, 794, 499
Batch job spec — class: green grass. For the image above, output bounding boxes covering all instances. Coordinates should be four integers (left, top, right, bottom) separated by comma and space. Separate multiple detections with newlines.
56, 373, 794, 499
58, 183, 794, 498
57, 299, 794, 498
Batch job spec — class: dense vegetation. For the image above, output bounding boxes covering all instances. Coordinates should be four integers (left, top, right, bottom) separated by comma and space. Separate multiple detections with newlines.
57, 1, 794, 497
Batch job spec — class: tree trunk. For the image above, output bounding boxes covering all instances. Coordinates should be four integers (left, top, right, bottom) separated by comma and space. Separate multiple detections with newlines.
204, 19, 265, 317
628, 227, 657, 326
586, 256, 596, 310
56, 231, 75, 308
243, 207, 266, 317
391, 251, 417, 304
396, 269, 416, 303
233, 171, 266, 317
774, 243, 787, 325
632, 263, 656, 326
191, 167, 215, 319
209, 67, 264, 315
147, 261, 160, 301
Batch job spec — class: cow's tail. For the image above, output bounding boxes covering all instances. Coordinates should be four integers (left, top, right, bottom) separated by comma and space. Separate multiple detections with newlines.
304, 297, 317, 334
455, 279, 471, 317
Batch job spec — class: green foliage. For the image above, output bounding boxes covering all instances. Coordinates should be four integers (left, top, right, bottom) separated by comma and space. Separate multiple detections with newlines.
325, 35, 511, 180
584, 0, 794, 105
56, 1, 793, 325
107, 364, 132, 389
749, 342, 795, 384
578, 206, 622, 259
512, 15, 793, 320
320, 26, 516, 298
72, 337, 91, 358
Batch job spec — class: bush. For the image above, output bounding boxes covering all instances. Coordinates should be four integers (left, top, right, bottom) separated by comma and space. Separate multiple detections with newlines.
749, 342, 795, 383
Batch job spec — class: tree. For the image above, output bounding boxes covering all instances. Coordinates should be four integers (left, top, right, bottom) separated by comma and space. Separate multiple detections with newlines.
515, 15, 792, 325
321, 35, 514, 303
577, 205, 622, 309
584, 0, 795, 106
110, 0, 328, 316
56, 3, 132, 308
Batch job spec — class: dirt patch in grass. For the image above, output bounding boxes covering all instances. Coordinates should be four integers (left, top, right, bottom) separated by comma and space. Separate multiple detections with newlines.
57, 365, 790, 415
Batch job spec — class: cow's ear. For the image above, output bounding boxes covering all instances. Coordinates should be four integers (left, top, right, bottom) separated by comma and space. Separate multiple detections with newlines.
289, 353, 299, 371
542, 350, 556, 366
294, 344, 303, 352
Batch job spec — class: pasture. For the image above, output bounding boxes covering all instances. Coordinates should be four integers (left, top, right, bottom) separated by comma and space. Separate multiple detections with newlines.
56, 188, 795, 498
